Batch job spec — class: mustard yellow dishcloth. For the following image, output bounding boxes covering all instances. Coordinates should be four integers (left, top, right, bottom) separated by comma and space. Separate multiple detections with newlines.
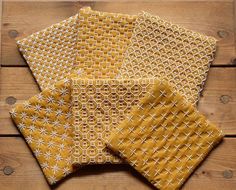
10, 79, 73, 184
17, 15, 78, 90
107, 80, 223, 190
118, 12, 217, 105
72, 78, 157, 165
75, 7, 137, 78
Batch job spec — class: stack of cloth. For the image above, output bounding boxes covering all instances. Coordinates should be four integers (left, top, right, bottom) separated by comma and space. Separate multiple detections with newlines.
10, 7, 223, 189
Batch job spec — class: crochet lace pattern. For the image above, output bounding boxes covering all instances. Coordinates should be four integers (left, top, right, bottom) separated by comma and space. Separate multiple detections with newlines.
118, 12, 217, 104
17, 15, 78, 90
72, 78, 156, 165
10, 79, 73, 184
107, 80, 223, 190
75, 7, 137, 78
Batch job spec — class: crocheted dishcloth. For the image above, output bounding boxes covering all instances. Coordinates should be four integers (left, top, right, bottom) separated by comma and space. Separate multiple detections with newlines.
72, 78, 156, 165
17, 15, 78, 90
117, 12, 217, 105
107, 80, 223, 190
74, 7, 136, 78
10, 79, 73, 185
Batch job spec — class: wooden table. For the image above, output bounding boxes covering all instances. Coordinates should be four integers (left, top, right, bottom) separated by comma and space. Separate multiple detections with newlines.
0, 1, 236, 189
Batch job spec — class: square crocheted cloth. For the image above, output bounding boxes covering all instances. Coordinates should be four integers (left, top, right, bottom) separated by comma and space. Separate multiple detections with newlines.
17, 15, 78, 90
10, 79, 73, 184
72, 78, 157, 165
118, 12, 217, 105
107, 80, 223, 190
74, 7, 137, 78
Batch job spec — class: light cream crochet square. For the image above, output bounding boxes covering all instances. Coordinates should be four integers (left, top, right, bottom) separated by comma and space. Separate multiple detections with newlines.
17, 15, 78, 90
118, 12, 217, 104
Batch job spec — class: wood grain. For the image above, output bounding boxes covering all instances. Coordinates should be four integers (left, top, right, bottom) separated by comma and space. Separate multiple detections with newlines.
1, 1, 235, 66
235, 0, 236, 56
0, 0, 2, 62
1, 67, 236, 135
198, 67, 236, 135
0, 67, 40, 135
0, 137, 235, 190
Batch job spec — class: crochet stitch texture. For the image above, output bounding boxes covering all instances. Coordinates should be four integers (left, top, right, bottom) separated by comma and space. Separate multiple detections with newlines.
75, 7, 137, 78
10, 79, 73, 184
17, 15, 78, 90
72, 78, 157, 165
118, 12, 217, 104
107, 80, 223, 190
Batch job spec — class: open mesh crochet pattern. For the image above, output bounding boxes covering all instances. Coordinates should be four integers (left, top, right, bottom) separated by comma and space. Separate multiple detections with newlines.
10, 79, 74, 185
74, 7, 137, 78
17, 15, 78, 90
72, 78, 157, 165
107, 80, 223, 190
118, 12, 217, 105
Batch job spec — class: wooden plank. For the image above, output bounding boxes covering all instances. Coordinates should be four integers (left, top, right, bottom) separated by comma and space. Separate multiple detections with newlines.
0, 0, 2, 64
0, 67, 40, 134
0, 67, 236, 135
198, 67, 236, 135
235, 0, 236, 57
0, 137, 235, 190
1, 1, 235, 66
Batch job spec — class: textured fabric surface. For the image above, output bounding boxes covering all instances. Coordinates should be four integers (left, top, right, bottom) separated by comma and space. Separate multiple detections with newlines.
107, 80, 223, 190
10, 79, 73, 184
72, 78, 156, 165
17, 15, 78, 90
75, 7, 136, 78
118, 12, 217, 105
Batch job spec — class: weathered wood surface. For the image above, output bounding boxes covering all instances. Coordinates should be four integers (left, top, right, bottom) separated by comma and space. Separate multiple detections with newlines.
0, 0, 2, 62
0, 137, 235, 190
0, 1, 236, 190
1, 1, 235, 66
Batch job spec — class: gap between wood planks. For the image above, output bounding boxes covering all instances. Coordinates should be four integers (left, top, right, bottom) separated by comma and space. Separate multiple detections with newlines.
1, 67, 236, 136
0, 137, 235, 190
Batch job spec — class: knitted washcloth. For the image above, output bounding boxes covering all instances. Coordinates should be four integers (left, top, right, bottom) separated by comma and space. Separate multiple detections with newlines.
117, 12, 217, 105
107, 80, 223, 190
72, 78, 157, 165
10, 79, 73, 185
17, 15, 78, 90
75, 7, 137, 78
